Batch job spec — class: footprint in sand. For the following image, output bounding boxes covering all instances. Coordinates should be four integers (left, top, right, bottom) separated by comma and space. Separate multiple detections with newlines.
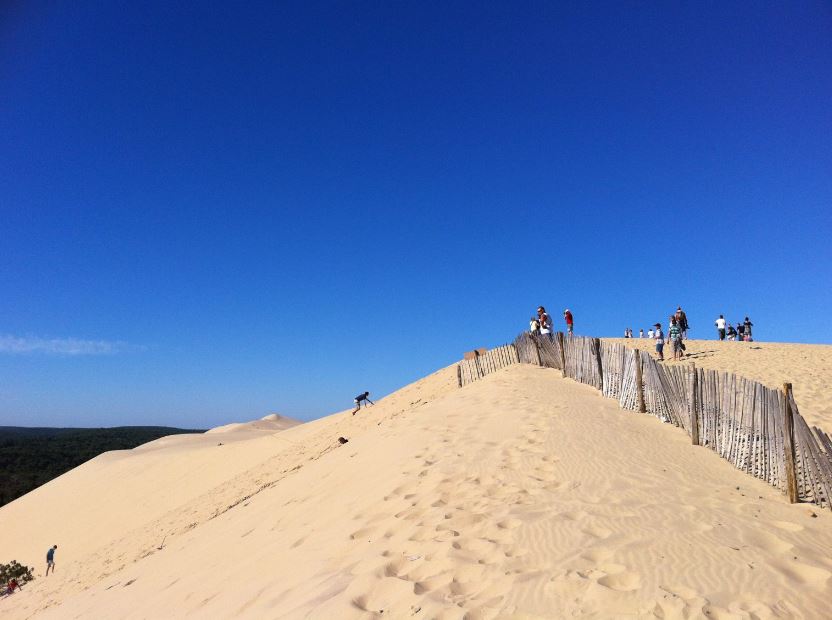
580, 547, 614, 563
497, 518, 522, 530
351, 576, 416, 614
413, 571, 454, 594
742, 529, 793, 554
594, 564, 642, 592
659, 583, 701, 600
771, 559, 832, 586
770, 520, 803, 532
581, 524, 613, 540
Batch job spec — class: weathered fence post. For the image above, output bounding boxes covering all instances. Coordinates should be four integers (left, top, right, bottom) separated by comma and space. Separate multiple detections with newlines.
457, 364, 462, 387
532, 335, 542, 366
689, 363, 700, 445
557, 332, 566, 377
782, 382, 798, 504
594, 338, 604, 392
633, 349, 646, 413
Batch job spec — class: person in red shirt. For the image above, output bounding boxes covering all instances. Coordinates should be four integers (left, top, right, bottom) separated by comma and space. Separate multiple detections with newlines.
563, 309, 574, 334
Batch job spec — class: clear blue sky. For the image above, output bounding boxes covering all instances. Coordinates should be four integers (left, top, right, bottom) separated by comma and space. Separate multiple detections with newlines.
1, 2, 830, 428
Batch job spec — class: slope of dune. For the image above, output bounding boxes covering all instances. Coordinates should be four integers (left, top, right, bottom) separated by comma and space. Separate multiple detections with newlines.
2, 353, 831, 619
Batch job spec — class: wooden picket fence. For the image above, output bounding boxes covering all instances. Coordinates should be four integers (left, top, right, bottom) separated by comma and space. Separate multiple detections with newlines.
457, 332, 832, 510
457, 343, 519, 387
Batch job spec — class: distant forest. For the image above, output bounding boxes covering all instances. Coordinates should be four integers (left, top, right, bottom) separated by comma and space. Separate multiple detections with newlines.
0, 426, 204, 507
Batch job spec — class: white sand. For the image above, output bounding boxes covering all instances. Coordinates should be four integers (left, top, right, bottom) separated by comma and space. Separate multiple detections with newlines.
1, 354, 831, 618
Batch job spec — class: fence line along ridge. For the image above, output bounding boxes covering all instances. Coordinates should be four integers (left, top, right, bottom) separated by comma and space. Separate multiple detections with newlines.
457, 332, 832, 510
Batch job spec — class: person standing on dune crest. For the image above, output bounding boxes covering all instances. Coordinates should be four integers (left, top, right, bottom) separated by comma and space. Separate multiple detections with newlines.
45, 545, 57, 575
537, 306, 552, 339
715, 315, 726, 340
675, 306, 689, 340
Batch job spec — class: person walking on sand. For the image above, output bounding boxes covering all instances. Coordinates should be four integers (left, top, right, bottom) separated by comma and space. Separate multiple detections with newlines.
352, 392, 374, 415
669, 318, 683, 360
639, 329, 644, 338
537, 306, 552, 339
563, 309, 574, 335
46, 545, 57, 575
743, 317, 754, 341
654, 323, 665, 361
675, 307, 689, 340
715, 315, 726, 340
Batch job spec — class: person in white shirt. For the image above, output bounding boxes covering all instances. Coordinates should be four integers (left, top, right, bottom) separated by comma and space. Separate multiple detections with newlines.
654, 323, 665, 361
647, 329, 654, 339
715, 315, 726, 340
639, 329, 644, 338
537, 306, 552, 338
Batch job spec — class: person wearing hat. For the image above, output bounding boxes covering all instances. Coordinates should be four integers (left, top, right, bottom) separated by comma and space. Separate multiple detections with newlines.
563, 309, 574, 335
653, 322, 665, 361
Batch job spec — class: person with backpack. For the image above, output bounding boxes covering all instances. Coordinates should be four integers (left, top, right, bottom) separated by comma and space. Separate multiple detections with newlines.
736, 322, 745, 342
675, 307, 690, 339
743, 317, 754, 341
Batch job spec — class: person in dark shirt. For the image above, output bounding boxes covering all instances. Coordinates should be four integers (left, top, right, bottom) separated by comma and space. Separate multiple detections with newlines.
675, 306, 689, 339
352, 391, 374, 415
736, 322, 744, 341
743, 317, 754, 341
46, 545, 57, 575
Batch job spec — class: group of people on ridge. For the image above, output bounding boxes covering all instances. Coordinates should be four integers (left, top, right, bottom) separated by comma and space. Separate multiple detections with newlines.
715, 315, 754, 341
652, 307, 690, 362
530, 306, 573, 336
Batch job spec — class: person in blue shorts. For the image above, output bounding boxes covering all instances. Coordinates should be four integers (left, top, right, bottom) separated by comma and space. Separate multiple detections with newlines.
46, 545, 57, 575
653, 323, 664, 361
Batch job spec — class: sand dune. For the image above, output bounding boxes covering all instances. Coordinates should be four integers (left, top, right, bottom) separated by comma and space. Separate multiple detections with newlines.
1, 351, 831, 619
206, 413, 302, 435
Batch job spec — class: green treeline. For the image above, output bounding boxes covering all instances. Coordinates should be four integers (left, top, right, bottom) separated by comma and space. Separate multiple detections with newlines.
0, 426, 204, 507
